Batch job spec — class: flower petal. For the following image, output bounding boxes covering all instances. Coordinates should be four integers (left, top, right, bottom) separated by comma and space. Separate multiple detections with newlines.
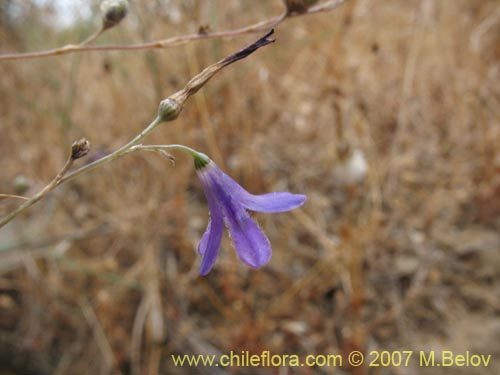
196, 159, 305, 274
197, 169, 224, 275
210, 163, 306, 213
226, 212, 272, 269
209, 175, 272, 268
239, 192, 307, 213
198, 215, 224, 275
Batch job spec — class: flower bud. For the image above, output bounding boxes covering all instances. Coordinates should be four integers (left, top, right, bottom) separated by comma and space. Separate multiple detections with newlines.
157, 98, 183, 122
71, 138, 91, 160
101, 0, 128, 29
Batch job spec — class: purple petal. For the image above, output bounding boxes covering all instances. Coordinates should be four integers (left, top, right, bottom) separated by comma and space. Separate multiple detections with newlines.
197, 169, 224, 275
226, 212, 272, 269
198, 215, 224, 275
210, 162, 306, 213
198, 220, 212, 256
196, 160, 305, 274
209, 175, 272, 268
239, 192, 306, 213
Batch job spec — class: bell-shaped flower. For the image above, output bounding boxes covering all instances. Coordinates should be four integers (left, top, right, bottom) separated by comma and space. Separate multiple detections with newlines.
194, 154, 306, 275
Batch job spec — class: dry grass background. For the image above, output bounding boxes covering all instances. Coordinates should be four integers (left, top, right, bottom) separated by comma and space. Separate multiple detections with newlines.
0, 0, 499, 374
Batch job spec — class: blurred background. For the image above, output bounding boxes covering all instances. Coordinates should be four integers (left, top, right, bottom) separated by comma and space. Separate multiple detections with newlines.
0, 0, 499, 374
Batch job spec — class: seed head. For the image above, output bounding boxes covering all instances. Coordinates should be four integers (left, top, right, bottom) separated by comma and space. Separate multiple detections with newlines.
71, 138, 91, 160
157, 98, 183, 122
101, 0, 128, 29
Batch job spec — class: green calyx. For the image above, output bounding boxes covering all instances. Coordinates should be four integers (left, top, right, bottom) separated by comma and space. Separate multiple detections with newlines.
193, 152, 210, 170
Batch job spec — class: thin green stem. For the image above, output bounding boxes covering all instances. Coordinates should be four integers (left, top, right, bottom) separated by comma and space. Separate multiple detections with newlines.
0, 117, 162, 229
58, 116, 163, 185
78, 27, 105, 47
0, 29, 275, 229
129, 144, 207, 160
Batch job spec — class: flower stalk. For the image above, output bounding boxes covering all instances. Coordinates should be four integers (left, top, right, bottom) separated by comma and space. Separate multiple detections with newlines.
60, 29, 275, 184
0, 31, 275, 228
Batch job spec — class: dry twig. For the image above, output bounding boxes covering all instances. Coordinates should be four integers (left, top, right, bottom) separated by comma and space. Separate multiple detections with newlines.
0, 0, 345, 61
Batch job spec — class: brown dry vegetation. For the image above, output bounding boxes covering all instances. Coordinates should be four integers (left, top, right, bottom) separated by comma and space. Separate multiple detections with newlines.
0, 1, 499, 374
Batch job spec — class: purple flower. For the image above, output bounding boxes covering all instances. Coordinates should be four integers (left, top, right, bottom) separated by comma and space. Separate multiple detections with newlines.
194, 154, 306, 275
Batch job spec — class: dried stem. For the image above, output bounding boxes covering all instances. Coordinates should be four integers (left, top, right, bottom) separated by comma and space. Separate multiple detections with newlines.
0, 25, 106, 61
0, 194, 29, 201
0, 31, 275, 229
0, 0, 345, 61
0, 155, 74, 229
80, 299, 117, 372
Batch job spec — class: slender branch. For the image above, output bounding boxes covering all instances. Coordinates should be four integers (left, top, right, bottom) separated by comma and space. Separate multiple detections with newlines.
59, 116, 163, 184
0, 156, 74, 229
0, 0, 345, 61
0, 194, 29, 201
128, 144, 203, 159
78, 27, 105, 47
60, 29, 275, 184
0, 23, 105, 61
0, 31, 275, 229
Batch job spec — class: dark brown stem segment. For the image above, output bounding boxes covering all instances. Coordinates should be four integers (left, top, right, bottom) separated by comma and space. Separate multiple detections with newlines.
223, 29, 276, 65
179, 29, 276, 100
